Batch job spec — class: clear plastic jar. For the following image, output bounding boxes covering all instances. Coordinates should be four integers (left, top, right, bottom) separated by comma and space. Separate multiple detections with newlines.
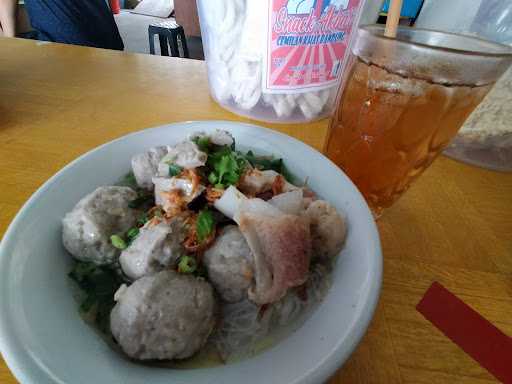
196, 0, 369, 123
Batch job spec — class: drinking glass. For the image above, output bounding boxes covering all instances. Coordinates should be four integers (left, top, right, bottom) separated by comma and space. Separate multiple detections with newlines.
325, 25, 512, 217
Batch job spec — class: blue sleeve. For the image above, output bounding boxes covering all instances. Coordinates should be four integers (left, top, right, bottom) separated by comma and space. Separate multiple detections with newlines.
24, 0, 124, 50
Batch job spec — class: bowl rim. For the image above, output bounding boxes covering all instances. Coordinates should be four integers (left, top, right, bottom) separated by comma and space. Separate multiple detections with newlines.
361, 24, 512, 58
0, 120, 382, 384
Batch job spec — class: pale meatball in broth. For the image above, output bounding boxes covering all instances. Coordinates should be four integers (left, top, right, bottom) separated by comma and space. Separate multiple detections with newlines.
62, 186, 138, 265
110, 270, 217, 360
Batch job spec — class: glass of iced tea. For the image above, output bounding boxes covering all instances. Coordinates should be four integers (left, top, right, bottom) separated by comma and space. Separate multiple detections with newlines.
326, 25, 512, 217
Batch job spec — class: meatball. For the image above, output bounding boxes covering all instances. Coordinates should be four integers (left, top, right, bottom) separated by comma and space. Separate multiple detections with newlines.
304, 200, 346, 259
203, 226, 254, 303
62, 186, 138, 265
157, 141, 207, 174
131, 146, 168, 189
209, 129, 234, 146
119, 218, 186, 280
189, 129, 234, 147
110, 270, 217, 360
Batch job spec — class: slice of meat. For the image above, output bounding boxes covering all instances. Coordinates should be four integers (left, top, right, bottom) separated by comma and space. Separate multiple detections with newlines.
237, 198, 311, 304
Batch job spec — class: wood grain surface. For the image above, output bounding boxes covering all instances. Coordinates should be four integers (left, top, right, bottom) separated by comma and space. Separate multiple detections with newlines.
1, 37, 511, 384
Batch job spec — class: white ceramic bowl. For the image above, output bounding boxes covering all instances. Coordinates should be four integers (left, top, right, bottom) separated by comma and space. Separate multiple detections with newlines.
0, 121, 382, 384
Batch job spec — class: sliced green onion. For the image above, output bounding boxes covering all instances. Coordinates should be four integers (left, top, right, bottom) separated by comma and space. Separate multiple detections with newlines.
194, 136, 210, 152
154, 209, 163, 218
110, 235, 127, 250
178, 256, 197, 274
126, 227, 139, 246
137, 213, 149, 226
126, 227, 139, 238
122, 172, 137, 188
208, 172, 218, 185
196, 210, 215, 243
168, 164, 183, 177
126, 227, 139, 241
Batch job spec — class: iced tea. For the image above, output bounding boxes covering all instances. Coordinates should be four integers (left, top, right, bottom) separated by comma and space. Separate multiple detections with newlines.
326, 58, 493, 215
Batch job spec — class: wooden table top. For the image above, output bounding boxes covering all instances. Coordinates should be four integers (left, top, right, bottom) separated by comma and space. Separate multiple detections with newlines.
1, 37, 511, 384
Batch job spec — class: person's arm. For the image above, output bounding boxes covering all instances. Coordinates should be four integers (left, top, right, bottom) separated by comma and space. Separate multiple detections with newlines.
0, 0, 17, 37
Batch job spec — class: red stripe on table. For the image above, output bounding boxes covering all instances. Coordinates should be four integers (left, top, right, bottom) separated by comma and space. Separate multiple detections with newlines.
417, 282, 512, 383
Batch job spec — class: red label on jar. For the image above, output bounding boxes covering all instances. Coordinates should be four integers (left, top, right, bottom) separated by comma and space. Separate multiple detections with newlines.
264, 0, 363, 92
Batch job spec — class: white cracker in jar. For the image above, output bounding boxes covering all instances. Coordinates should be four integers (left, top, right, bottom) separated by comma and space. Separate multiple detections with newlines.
218, 0, 243, 35
302, 92, 325, 116
238, 0, 267, 62
201, 0, 226, 32
209, 61, 231, 102
230, 60, 262, 110
219, 0, 246, 63
267, 94, 295, 118
297, 96, 316, 120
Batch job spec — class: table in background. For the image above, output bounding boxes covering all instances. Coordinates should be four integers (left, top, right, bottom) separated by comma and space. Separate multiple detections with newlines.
1, 37, 511, 384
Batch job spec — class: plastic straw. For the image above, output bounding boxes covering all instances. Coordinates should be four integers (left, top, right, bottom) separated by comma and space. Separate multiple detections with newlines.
384, 0, 403, 38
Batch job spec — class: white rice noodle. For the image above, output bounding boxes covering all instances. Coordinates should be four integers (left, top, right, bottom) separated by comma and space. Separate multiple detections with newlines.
212, 299, 273, 361
213, 263, 331, 360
